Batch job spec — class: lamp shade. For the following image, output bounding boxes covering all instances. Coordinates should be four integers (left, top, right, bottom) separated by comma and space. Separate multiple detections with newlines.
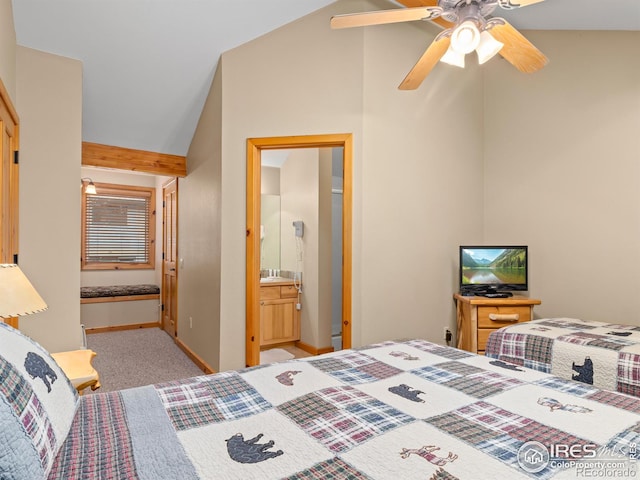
476, 30, 504, 65
0, 264, 47, 318
440, 46, 466, 68
450, 20, 481, 55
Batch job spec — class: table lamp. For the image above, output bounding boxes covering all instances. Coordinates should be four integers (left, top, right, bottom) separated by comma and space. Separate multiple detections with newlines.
0, 264, 48, 328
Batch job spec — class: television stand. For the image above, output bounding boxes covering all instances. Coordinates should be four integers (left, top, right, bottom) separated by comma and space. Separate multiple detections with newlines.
453, 293, 541, 354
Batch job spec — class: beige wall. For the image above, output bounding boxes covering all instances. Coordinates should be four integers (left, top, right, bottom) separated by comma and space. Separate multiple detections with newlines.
16, 46, 84, 352
280, 148, 333, 349
484, 31, 640, 324
181, 0, 483, 370
0, 0, 16, 99
180, 61, 223, 371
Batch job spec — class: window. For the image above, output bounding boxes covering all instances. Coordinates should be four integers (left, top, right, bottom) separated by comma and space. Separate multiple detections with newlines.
81, 183, 156, 270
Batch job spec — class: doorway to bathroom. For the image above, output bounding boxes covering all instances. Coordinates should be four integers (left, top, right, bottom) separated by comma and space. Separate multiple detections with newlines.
246, 134, 353, 367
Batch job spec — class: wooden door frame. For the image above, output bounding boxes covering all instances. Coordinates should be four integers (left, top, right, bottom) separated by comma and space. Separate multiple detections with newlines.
246, 133, 353, 367
1, 77, 20, 329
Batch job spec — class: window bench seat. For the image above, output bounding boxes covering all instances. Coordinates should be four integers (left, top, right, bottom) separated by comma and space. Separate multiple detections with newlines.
80, 284, 160, 304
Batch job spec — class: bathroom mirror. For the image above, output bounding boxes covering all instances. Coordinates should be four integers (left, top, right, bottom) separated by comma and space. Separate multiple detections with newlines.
260, 194, 280, 270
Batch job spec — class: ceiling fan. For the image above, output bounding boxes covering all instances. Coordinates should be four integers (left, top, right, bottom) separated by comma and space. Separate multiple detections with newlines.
330, 0, 548, 90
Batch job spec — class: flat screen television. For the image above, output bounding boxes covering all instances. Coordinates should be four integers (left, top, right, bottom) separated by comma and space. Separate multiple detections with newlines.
459, 245, 528, 296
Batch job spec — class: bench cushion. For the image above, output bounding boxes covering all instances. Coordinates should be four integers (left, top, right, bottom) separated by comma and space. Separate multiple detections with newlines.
80, 284, 160, 298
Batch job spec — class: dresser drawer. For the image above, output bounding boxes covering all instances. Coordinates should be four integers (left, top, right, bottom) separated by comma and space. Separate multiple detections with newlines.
280, 285, 298, 298
259, 286, 281, 300
477, 306, 531, 328
477, 328, 494, 351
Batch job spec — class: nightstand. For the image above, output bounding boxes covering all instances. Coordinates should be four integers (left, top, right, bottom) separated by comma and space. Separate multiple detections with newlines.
51, 349, 101, 395
453, 293, 541, 354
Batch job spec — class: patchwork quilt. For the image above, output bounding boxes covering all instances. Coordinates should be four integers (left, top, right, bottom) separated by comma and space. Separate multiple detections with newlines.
485, 318, 640, 398
46, 339, 640, 480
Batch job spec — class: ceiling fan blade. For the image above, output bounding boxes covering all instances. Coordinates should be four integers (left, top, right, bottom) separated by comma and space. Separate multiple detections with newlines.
398, 35, 451, 90
330, 6, 442, 29
499, 0, 545, 8
395, 1, 454, 28
489, 20, 548, 73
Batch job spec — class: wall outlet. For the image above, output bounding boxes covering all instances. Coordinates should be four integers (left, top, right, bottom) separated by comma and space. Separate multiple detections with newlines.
443, 327, 452, 343
189, 316, 193, 328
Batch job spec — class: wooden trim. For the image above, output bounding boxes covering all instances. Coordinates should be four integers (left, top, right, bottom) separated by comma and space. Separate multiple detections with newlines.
85, 322, 160, 334
81, 294, 160, 304
175, 337, 216, 374
246, 133, 353, 367
295, 341, 334, 356
82, 142, 187, 177
0, 77, 19, 125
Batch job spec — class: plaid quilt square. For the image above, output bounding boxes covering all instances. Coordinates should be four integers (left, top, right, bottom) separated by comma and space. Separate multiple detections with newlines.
286, 457, 371, 479
534, 377, 597, 397
475, 433, 523, 465
587, 338, 633, 351
404, 339, 474, 360
331, 368, 378, 385
445, 372, 524, 399
0, 355, 32, 415
345, 399, 413, 433
305, 410, 376, 453
604, 425, 640, 459
318, 386, 372, 406
156, 377, 218, 409
48, 392, 136, 480
508, 420, 589, 456
557, 333, 603, 346
493, 332, 527, 360
618, 352, 640, 387
166, 400, 224, 431
213, 389, 272, 420
537, 319, 597, 330
358, 361, 403, 380
204, 371, 255, 397
586, 390, 640, 414
523, 359, 551, 372
289, 386, 413, 454
157, 373, 271, 429
279, 392, 339, 426
310, 357, 352, 373
426, 413, 499, 445
524, 335, 553, 365
410, 365, 461, 384
457, 401, 533, 435
21, 395, 57, 470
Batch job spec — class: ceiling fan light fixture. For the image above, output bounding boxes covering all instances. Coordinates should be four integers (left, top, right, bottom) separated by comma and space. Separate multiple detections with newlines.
440, 46, 465, 68
476, 30, 504, 64
450, 20, 481, 55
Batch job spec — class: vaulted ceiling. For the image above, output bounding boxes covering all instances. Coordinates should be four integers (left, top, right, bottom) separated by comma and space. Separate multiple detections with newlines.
12, 0, 640, 156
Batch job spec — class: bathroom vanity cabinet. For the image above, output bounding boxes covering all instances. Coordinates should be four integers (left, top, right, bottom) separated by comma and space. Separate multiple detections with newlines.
260, 281, 300, 346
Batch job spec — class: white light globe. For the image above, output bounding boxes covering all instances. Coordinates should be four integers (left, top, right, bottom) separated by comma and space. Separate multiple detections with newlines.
451, 21, 481, 55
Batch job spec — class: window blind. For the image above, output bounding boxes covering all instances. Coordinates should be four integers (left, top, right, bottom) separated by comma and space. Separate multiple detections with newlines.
84, 191, 151, 264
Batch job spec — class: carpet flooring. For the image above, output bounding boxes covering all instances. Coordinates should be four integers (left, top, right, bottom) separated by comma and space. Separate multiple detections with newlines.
85, 328, 205, 393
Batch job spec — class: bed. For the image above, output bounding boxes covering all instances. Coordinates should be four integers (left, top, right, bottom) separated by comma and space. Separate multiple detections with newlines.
2, 322, 639, 480
485, 318, 640, 398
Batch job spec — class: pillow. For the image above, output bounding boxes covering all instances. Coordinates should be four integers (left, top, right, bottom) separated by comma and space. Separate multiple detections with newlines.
0, 322, 79, 480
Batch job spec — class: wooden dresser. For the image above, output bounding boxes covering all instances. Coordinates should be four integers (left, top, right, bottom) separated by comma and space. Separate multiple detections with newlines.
453, 293, 541, 354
